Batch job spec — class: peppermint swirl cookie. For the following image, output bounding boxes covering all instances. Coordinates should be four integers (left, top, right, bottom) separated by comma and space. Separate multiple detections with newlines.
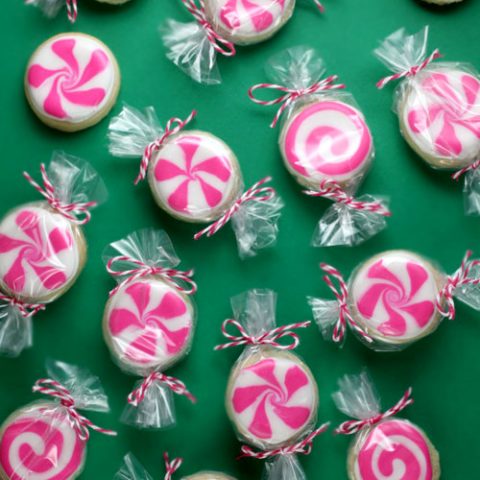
226, 347, 318, 449
279, 99, 374, 190
148, 131, 242, 223
348, 250, 445, 348
103, 277, 195, 375
25, 33, 120, 132
420, 0, 463, 4
0, 203, 86, 304
0, 403, 86, 480
184, 474, 237, 480
399, 67, 480, 169
204, 0, 295, 45
348, 419, 440, 480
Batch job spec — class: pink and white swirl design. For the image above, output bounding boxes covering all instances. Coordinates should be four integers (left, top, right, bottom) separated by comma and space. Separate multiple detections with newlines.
26, 35, 116, 123
283, 101, 373, 184
106, 279, 194, 371
208, 0, 291, 36
0, 406, 85, 480
230, 357, 316, 445
0, 207, 79, 301
351, 253, 438, 341
355, 419, 434, 480
152, 133, 238, 220
404, 69, 480, 162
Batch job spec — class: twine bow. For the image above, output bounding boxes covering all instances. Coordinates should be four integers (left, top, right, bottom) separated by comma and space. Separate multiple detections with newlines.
164, 453, 183, 480
106, 256, 197, 297
194, 176, 276, 240
181, 0, 236, 56
23, 164, 97, 225
248, 76, 346, 128
127, 372, 196, 407
319, 263, 373, 344
136, 110, 197, 185
436, 250, 480, 320
238, 423, 330, 460
451, 158, 480, 182
32, 379, 117, 441
215, 319, 311, 351
376, 49, 442, 89
0, 293, 45, 318
335, 388, 414, 435
304, 180, 391, 217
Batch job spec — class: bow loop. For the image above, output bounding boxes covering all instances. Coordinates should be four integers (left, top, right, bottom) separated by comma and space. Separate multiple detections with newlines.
164, 453, 183, 480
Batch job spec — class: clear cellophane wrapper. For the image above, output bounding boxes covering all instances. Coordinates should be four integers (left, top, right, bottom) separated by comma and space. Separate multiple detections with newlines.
227, 290, 318, 480
25, 0, 65, 18
114, 453, 154, 480
265, 46, 387, 246
0, 303, 32, 357
103, 229, 196, 430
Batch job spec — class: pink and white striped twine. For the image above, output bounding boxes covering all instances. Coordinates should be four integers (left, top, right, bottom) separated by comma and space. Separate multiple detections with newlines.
136, 110, 197, 185
23, 164, 97, 225
163, 453, 183, 480
304, 180, 391, 217
0, 293, 45, 318
319, 263, 373, 344
215, 319, 311, 351
451, 158, 480, 182
335, 387, 414, 435
248, 75, 346, 128
238, 423, 330, 460
128, 371, 196, 407
181, 0, 236, 56
194, 176, 276, 240
106, 255, 197, 297
435, 250, 480, 320
376, 49, 442, 89
32, 378, 117, 441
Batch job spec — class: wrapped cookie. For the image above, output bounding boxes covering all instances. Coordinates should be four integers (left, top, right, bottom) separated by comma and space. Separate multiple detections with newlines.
115, 452, 237, 480
375, 26, 480, 214
161, 1, 324, 85
108, 105, 283, 258
333, 372, 440, 480
216, 289, 328, 480
0, 360, 116, 480
309, 250, 480, 351
103, 229, 197, 430
249, 46, 390, 246
0, 152, 105, 357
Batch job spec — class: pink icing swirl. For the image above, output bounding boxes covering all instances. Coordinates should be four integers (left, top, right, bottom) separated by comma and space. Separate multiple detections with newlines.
407, 71, 480, 157
27, 37, 110, 119
356, 420, 433, 480
108, 281, 192, 366
356, 259, 436, 338
0, 408, 85, 480
232, 358, 313, 441
0, 209, 74, 296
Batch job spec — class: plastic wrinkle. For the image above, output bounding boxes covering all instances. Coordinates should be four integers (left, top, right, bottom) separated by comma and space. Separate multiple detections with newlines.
25, 0, 65, 18
453, 261, 480, 311
114, 453, 154, 480
463, 168, 480, 216
0, 302, 32, 357
308, 297, 340, 341
263, 454, 306, 480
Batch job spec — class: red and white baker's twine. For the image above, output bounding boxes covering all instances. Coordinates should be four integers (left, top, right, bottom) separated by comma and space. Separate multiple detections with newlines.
181, 0, 236, 56
376, 49, 442, 89
304, 180, 391, 217
452, 158, 480, 181
25, 0, 77, 23
335, 387, 414, 435
238, 423, 330, 460
319, 263, 373, 344
248, 76, 346, 128
32, 379, 117, 441
215, 319, 311, 351
194, 176, 276, 240
128, 371, 196, 407
23, 164, 97, 225
136, 110, 197, 185
106, 256, 197, 297
435, 250, 480, 320
0, 293, 45, 318
163, 453, 183, 480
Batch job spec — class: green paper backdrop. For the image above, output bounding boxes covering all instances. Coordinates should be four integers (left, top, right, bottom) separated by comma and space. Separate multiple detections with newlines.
1, 0, 479, 478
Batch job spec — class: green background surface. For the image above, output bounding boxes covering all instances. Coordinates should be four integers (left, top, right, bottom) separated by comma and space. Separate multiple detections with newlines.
0, 0, 479, 478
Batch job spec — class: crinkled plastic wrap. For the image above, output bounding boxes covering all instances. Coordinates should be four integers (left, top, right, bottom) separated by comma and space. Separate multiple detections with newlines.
103, 229, 196, 430
114, 453, 154, 480
0, 302, 32, 358
225, 290, 319, 480
25, 0, 66, 19
257, 47, 387, 247
0, 360, 111, 480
